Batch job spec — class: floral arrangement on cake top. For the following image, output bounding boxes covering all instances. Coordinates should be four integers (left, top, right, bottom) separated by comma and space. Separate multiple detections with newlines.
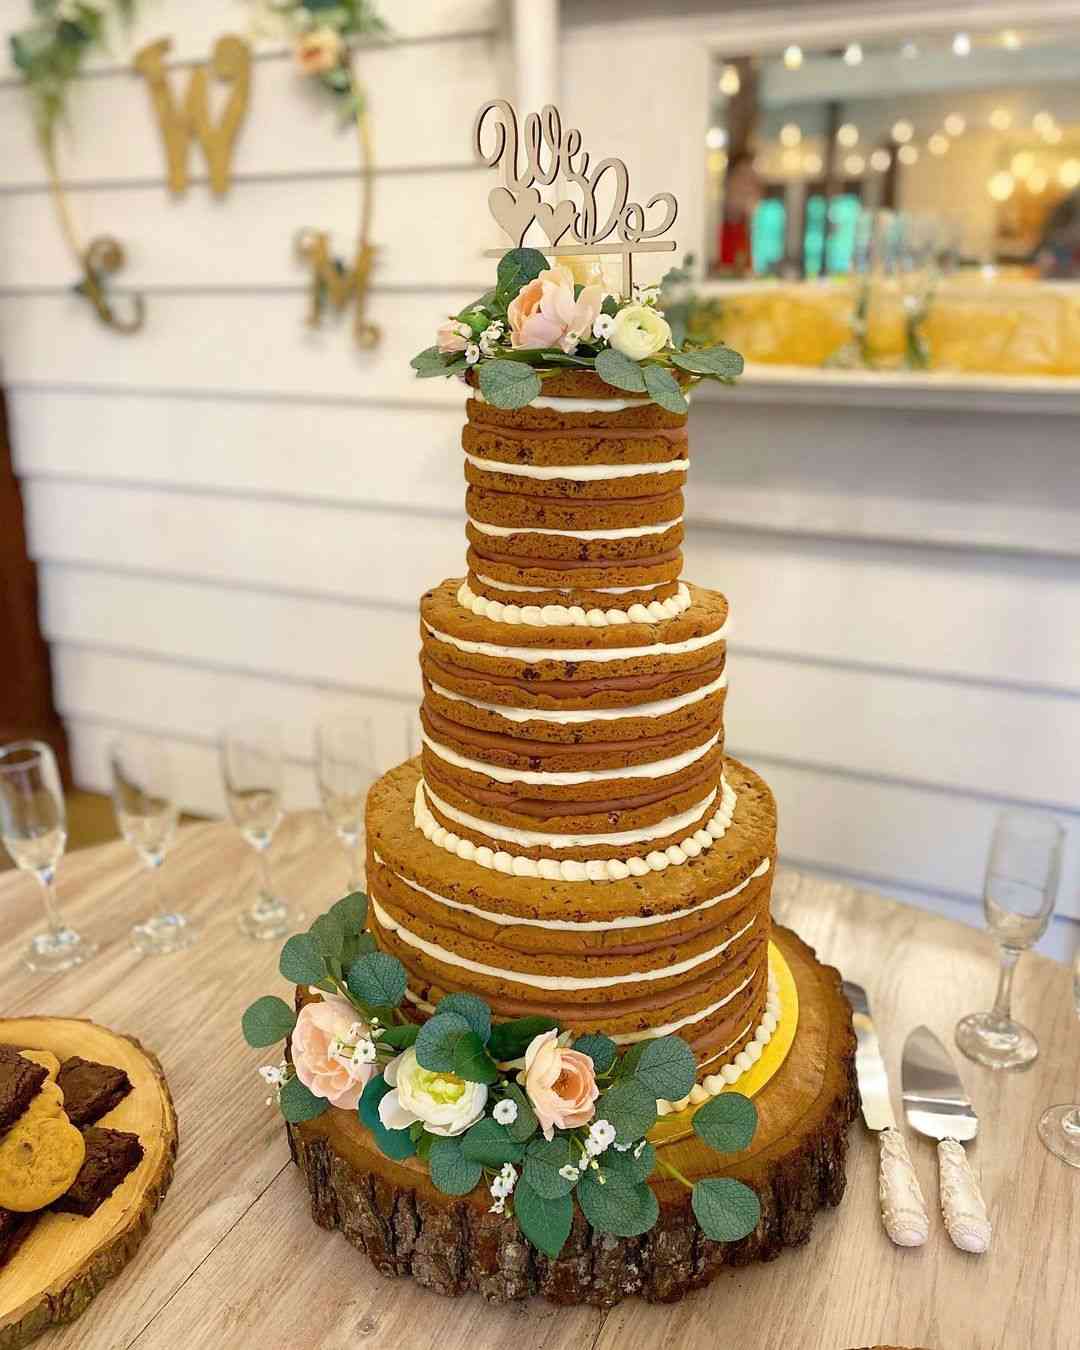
411, 248, 745, 412
242, 890, 762, 1258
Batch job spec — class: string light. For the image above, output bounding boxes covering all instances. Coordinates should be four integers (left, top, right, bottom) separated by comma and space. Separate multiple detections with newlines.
952, 32, 971, 57
989, 108, 1013, 131
928, 133, 949, 157
843, 43, 863, 66
1044, 124, 1064, 145
719, 64, 741, 97
1027, 169, 1048, 194
1060, 159, 1080, 190
780, 123, 802, 148
892, 120, 914, 144
898, 144, 919, 166
837, 123, 860, 148
870, 148, 892, 172
1011, 151, 1035, 179
783, 44, 803, 70
803, 152, 824, 175
1001, 30, 1021, 50
843, 153, 866, 176
1033, 111, 1055, 136
706, 126, 727, 150
944, 114, 966, 138
987, 171, 1015, 202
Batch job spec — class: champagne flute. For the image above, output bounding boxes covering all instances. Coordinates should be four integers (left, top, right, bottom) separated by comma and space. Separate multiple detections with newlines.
955, 810, 1063, 1070
221, 720, 300, 941
0, 740, 97, 973
109, 735, 197, 955
1037, 944, 1080, 1168
315, 715, 375, 892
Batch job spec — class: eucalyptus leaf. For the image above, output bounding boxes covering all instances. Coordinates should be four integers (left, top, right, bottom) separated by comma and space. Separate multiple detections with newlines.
428, 1135, 484, 1196
452, 1030, 499, 1085
577, 1168, 658, 1237
487, 1016, 558, 1063
630, 1036, 697, 1102
670, 346, 744, 379
595, 346, 647, 393
599, 1078, 658, 1145
692, 1093, 758, 1155
461, 1118, 524, 1167
604, 1140, 656, 1186
415, 1011, 471, 1073
513, 1180, 572, 1259
523, 1137, 578, 1199
377, 1022, 420, 1050
345, 951, 407, 1009
495, 247, 549, 302
309, 911, 345, 967
437, 992, 491, 1044
358, 1075, 390, 1132
278, 933, 327, 987
691, 1177, 761, 1242
279, 1074, 328, 1124
642, 363, 689, 413
478, 360, 542, 411
241, 995, 296, 1048
572, 1033, 617, 1075
330, 890, 368, 932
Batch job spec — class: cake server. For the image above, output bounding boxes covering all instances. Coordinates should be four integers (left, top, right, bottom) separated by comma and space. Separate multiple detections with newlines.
843, 980, 929, 1247
901, 1025, 992, 1254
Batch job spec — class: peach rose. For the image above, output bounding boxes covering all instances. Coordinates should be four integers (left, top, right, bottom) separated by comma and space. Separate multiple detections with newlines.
507, 266, 605, 353
436, 318, 472, 354
291, 995, 375, 1110
295, 27, 343, 76
522, 1029, 599, 1140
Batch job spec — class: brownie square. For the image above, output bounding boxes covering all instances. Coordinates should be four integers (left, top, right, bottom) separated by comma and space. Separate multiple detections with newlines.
0, 1045, 48, 1135
52, 1128, 144, 1218
56, 1057, 133, 1128
0, 1208, 34, 1267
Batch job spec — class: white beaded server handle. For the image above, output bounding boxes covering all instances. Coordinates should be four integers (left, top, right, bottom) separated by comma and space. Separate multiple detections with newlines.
878, 1127, 930, 1246
937, 1138, 992, 1254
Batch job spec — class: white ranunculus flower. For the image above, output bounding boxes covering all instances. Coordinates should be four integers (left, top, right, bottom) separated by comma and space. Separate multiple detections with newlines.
377, 1047, 487, 1138
608, 304, 672, 360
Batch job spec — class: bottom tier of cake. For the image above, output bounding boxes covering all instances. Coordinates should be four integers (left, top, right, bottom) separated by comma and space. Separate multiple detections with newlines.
365, 757, 777, 1075
288, 926, 858, 1306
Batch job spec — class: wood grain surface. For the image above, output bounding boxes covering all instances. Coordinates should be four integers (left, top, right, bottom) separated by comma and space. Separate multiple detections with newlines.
0, 814, 1076, 1349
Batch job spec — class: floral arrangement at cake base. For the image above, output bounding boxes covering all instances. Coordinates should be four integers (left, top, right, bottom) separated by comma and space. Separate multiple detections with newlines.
242, 891, 762, 1259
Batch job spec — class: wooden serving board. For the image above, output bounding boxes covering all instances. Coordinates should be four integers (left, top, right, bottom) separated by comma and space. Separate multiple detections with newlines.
288, 925, 858, 1305
0, 1018, 178, 1350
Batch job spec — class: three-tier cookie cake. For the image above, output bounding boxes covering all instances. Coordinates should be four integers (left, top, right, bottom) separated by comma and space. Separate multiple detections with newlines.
244, 100, 857, 1306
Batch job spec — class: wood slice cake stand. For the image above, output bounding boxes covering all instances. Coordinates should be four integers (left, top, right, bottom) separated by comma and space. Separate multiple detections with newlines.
0, 1018, 178, 1349
288, 925, 858, 1305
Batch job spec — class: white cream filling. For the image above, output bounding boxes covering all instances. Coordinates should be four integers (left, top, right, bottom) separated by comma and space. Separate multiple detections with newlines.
427, 671, 727, 725
421, 729, 718, 786
476, 575, 666, 596
471, 390, 666, 413
468, 516, 681, 541
374, 845, 768, 931
610, 975, 756, 1044
458, 579, 692, 628
411, 775, 748, 881
371, 894, 756, 991
423, 780, 718, 850
464, 452, 687, 481
423, 618, 729, 663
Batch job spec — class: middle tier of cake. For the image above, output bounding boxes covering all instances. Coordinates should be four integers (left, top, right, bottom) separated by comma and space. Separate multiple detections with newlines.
366, 755, 776, 1065
418, 576, 731, 879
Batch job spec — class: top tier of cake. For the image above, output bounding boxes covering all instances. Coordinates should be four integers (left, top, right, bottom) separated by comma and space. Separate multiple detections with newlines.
461, 369, 690, 622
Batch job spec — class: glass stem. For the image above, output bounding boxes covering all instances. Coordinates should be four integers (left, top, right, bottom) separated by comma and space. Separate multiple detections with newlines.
255, 841, 274, 903
990, 944, 1022, 1028
341, 831, 359, 892
35, 865, 65, 937
1063, 1108, 1080, 1137
149, 855, 168, 921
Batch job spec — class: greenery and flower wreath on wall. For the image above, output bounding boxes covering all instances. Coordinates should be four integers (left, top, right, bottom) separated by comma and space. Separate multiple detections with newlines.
242, 890, 762, 1259
411, 248, 745, 412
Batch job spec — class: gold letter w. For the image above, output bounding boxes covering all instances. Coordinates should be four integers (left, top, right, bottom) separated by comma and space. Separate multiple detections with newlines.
134, 35, 251, 198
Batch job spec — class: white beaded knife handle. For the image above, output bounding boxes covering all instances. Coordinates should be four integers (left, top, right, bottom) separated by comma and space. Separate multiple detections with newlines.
878, 1127, 929, 1246
937, 1139, 991, 1253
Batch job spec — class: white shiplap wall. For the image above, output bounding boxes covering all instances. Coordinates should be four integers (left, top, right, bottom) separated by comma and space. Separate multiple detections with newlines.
3, 0, 1079, 956
559, 5, 1080, 956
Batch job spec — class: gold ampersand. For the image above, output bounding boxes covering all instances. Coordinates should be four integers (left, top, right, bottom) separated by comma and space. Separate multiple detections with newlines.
134, 35, 251, 197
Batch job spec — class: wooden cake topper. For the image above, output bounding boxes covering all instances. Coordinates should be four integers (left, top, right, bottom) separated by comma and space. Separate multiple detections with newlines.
474, 99, 678, 296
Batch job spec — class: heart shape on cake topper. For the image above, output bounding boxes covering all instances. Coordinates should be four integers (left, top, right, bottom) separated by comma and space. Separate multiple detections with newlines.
488, 186, 542, 247
533, 198, 576, 246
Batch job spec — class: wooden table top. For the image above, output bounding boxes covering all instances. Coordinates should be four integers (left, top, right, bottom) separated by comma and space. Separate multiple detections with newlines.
1, 813, 1076, 1350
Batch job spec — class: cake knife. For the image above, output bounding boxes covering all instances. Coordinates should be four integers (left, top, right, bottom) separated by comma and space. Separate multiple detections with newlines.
843, 980, 929, 1247
901, 1025, 992, 1254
